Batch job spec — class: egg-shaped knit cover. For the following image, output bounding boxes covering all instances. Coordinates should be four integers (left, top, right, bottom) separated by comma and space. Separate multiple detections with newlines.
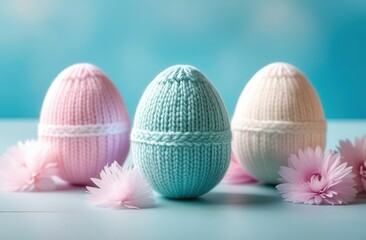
38, 63, 130, 185
132, 65, 231, 199
231, 62, 326, 184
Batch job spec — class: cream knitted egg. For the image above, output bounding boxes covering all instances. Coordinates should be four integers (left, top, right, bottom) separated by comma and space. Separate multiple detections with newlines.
231, 62, 326, 184
38, 63, 130, 185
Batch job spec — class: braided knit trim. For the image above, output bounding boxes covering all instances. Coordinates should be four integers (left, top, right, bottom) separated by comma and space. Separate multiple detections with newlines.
38, 122, 130, 137
231, 119, 326, 134
131, 128, 232, 146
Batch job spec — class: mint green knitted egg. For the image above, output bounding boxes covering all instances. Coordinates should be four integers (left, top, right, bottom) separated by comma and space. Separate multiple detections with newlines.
131, 65, 231, 199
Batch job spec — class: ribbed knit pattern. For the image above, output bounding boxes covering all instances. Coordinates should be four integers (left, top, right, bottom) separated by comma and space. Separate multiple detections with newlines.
132, 65, 231, 199
38, 63, 130, 185
231, 62, 326, 184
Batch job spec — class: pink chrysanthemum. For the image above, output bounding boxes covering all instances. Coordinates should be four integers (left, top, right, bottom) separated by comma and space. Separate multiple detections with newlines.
222, 154, 257, 184
86, 161, 154, 209
0, 140, 58, 192
338, 135, 366, 193
276, 147, 357, 205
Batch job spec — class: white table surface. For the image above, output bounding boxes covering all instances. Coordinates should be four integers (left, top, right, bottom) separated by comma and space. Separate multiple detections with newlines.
0, 119, 365, 240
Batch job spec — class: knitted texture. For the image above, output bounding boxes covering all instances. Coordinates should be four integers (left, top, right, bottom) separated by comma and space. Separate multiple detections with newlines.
38, 63, 130, 185
131, 65, 231, 199
231, 62, 326, 184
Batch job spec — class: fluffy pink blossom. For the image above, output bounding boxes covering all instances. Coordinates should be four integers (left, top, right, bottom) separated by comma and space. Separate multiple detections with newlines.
276, 147, 357, 205
338, 135, 366, 193
0, 140, 58, 191
222, 154, 257, 184
86, 161, 154, 209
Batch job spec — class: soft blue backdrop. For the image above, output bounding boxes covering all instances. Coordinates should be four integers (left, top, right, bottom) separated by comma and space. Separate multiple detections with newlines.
0, 0, 365, 118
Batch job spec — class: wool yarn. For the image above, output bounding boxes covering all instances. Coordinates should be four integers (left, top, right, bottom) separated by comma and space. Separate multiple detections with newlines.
132, 65, 231, 199
38, 63, 130, 185
231, 62, 326, 184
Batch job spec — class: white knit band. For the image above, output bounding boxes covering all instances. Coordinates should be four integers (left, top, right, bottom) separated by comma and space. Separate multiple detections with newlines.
231, 119, 326, 134
38, 122, 130, 137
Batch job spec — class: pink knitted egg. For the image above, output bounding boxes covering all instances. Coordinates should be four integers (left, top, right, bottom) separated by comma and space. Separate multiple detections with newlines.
38, 63, 130, 185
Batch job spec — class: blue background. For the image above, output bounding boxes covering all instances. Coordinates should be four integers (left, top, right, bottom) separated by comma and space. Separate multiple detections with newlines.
0, 0, 365, 119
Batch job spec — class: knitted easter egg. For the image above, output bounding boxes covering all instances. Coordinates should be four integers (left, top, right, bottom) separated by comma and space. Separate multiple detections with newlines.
231, 62, 326, 184
132, 65, 231, 199
38, 63, 130, 185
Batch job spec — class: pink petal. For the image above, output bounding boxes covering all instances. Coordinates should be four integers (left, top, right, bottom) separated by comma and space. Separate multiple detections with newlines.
222, 154, 257, 184
86, 162, 155, 209
277, 146, 357, 205
0, 140, 58, 192
278, 166, 301, 184
314, 195, 322, 205
338, 135, 366, 193
36, 177, 56, 191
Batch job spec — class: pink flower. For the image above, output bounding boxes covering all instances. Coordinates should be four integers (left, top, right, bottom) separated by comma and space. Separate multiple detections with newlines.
86, 161, 155, 209
276, 147, 357, 205
222, 154, 257, 184
338, 135, 366, 193
0, 140, 58, 192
